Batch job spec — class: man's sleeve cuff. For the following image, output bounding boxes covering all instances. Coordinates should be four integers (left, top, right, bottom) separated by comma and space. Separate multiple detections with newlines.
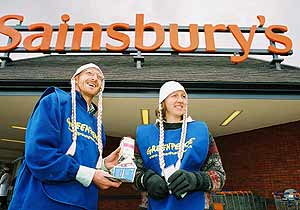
100, 158, 110, 172
75, 165, 96, 187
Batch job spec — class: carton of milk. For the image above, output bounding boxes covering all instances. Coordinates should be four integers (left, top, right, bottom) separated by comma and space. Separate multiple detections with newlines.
119, 137, 135, 161
110, 137, 137, 182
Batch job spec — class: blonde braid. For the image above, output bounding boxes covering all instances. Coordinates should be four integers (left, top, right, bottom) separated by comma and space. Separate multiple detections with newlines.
158, 103, 166, 173
177, 109, 187, 161
96, 90, 104, 169
158, 97, 189, 173
177, 98, 188, 167
66, 78, 77, 156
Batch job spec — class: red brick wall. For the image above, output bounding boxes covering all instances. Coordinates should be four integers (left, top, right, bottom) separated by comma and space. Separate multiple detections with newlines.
216, 121, 300, 199
99, 183, 141, 210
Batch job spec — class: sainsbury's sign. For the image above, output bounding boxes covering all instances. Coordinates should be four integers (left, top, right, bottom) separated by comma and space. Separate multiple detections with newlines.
0, 14, 293, 63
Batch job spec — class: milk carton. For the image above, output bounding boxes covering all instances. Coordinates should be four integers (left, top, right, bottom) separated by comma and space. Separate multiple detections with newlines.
109, 137, 137, 182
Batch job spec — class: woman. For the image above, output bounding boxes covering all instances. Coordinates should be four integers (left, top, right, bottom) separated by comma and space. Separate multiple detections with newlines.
134, 81, 226, 210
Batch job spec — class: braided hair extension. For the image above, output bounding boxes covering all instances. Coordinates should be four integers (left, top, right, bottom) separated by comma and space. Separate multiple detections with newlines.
66, 65, 105, 170
95, 90, 104, 169
66, 78, 78, 156
158, 99, 188, 179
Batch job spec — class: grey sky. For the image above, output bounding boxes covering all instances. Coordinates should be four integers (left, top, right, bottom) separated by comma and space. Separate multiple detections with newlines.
1, 0, 299, 67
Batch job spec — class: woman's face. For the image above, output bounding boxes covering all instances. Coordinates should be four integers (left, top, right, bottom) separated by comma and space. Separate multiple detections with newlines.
164, 90, 187, 121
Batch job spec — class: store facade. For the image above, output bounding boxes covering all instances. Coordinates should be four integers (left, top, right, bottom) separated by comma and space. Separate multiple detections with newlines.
1, 14, 300, 209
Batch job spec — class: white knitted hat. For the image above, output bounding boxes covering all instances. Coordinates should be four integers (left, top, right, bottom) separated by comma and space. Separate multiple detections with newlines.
159, 81, 186, 103
72, 63, 105, 92
73, 63, 100, 77
66, 63, 105, 169
157, 81, 188, 176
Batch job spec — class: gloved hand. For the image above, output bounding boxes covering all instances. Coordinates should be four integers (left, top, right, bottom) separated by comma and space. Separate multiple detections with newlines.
143, 169, 169, 200
168, 169, 203, 199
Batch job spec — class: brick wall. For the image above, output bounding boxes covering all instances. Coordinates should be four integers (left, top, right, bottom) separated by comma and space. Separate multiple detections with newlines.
216, 120, 300, 209
99, 183, 141, 210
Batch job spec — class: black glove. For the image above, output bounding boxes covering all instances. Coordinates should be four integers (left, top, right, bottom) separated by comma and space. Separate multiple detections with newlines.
168, 169, 203, 199
143, 169, 169, 200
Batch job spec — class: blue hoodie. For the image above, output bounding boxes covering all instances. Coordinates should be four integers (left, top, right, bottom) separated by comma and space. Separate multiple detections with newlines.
9, 87, 106, 210
136, 121, 209, 210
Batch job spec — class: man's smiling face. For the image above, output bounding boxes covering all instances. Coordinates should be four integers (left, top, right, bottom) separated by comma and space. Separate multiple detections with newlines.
75, 67, 104, 99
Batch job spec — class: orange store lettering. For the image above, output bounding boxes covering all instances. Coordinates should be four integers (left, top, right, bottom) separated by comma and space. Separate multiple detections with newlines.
0, 14, 293, 63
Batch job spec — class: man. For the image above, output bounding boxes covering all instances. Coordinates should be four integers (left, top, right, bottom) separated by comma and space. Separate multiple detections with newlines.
0, 167, 11, 210
9, 63, 121, 210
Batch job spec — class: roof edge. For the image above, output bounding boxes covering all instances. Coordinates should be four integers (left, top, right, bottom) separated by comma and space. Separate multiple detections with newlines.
1, 80, 300, 95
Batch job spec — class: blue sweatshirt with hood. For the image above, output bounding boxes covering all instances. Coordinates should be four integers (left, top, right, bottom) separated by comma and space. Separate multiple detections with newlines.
9, 87, 105, 210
